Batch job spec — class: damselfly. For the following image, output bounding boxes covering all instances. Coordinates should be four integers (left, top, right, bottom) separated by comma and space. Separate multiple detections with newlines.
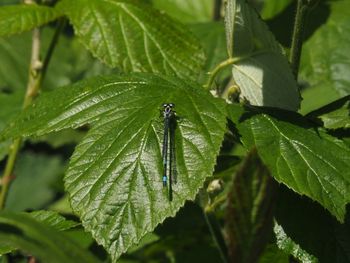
162, 103, 177, 200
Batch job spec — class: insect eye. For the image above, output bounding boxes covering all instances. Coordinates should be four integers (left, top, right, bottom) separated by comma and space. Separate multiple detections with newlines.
169, 103, 175, 107
162, 103, 168, 108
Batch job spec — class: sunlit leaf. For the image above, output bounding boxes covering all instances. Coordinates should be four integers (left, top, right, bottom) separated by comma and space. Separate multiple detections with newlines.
229, 104, 350, 222
60, 0, 205, 80
0, 73, 227, 260
225, 0, 300, 111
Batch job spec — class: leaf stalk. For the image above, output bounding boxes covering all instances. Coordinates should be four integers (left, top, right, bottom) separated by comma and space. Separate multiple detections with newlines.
289, 0, 311, 79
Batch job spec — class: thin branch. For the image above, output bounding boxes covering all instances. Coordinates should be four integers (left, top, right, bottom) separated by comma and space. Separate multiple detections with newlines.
0, 19, 64, 209
0, 27, 41, 208
41, 18, 66, 83
204, 50, 268, 91
289, 0, 310, 80
204, 58, 236, 91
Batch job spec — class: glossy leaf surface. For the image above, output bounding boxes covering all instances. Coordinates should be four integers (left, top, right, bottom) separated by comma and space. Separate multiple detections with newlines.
61, 0, 205, 80
229, 104, 350, 222
0, 73, 227, 260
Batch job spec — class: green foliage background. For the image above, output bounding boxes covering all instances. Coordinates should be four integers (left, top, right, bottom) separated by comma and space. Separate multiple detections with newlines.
0, 0, 349, 262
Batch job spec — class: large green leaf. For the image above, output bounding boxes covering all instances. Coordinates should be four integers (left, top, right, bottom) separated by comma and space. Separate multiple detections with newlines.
276, 186, 350, 262
60, 0, 205, 80
0, 4, 61, 37
229, 104, 350, 222
152, 0, 212, 23
224, 0, 300, 111
0, 212, 99, 262
0, 73, 227, 260
300, 0, 350, 107
226, 148, 276, 263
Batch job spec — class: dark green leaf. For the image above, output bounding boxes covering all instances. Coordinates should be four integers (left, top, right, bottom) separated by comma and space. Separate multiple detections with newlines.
224, 0, 300, 111
306, 96, 350, 130
61, 0, 205, 80
0, 211, 80, 254
5, 152, 64, 211
0, 4, 62, 37
152, 0, 212, 23
0, 73, 227, 260
0, 212, 99, 262
127, 232, 159, 253
300, 0, 350, 103
29, 210, 79, 231
229, 104, 350, 222
276, 186, 350, 262
63, 228, 94, 249
226, 148, 276, 263
155, 202, 223, 263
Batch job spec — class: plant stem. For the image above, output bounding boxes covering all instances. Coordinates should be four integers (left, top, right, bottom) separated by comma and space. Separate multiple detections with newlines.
204, 58, 236, 90
289, 0, 309, 79
213, 0, 222, 21
205, 194, 227, 213
41, 18, 66, 82
0, 20, 64, 209
203, 210, 228, 263
0, 27, 41, 209
204, 50, 268, 91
